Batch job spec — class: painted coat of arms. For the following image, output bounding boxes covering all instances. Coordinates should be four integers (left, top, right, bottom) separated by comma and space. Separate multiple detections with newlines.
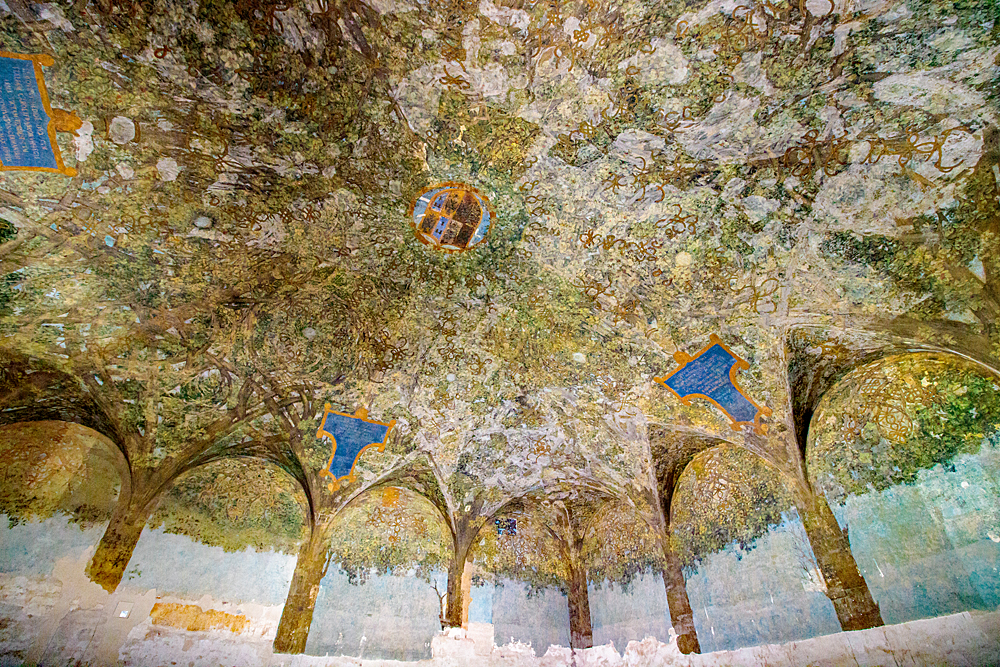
316, 405, 396, 491
655, 334, 771, 433
1, 52, 82, 176
408, 182, 493, 253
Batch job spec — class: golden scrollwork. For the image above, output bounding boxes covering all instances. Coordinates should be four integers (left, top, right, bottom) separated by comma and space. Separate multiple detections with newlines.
861, 125, 971, 173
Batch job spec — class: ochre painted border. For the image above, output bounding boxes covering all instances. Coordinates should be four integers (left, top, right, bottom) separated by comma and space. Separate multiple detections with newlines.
407, 181, 495, 253
654, 333, 772, 434
0, 51, 77, 177
316, 404, 396, 492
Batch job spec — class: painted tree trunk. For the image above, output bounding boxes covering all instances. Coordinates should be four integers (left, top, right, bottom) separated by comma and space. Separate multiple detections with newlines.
273, 522, 335, 654
86, 495, 150, 592
797, 492, 883, 631
662, 543, 700, 654
567, 562, 593, 650
443, 547, 469, 628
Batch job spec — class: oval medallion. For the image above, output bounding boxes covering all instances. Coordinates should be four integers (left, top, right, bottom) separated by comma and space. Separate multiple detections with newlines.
409, 182, 493, 253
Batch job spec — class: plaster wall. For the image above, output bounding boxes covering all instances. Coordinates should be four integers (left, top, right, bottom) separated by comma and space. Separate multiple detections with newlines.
832, 439, 1000, 623
4, 434, 1000, 664
685, 517, 842, 653
489, 573, 674, 655
680, 440, 1000, 653
468, 580, 495, 624
304, 568, 444, 660
1, 522, 999, 666
588, 572, 673, 650
490, 578, 571, 653
0, 515, 106, 578
121, 527, 298, 606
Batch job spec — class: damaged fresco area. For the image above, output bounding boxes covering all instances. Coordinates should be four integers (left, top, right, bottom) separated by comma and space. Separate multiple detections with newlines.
1, 0, 1000, 663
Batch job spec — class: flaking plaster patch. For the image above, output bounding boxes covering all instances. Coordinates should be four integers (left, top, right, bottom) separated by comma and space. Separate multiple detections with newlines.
731, 52, 775, 95
393, 65, 444, 137
478, 0, 531, 32
109, 117, 136, 144
74, 121, 94, 162
156, 158, 181, 182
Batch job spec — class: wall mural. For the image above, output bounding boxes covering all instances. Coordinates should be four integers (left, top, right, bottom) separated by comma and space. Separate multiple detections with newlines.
1, 0, 999, 663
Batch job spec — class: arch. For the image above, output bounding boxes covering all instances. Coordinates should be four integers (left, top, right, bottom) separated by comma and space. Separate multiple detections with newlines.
107, 456, 312, 606
786, 325, 1000, 468
669, 443, 794, 566
648, 424, 738, 521
0, 349, 124, 450
329, 456, 462, 587
272, 452, 467, 653
0, 420, 124, 528
358, 452, 536, 630
149, 455, 311, 554
668, 443, 852, 651
477, 484, 622, 651
578, 497, 679, 650
579, 496, 663, 588
805, 351, 1000, 624
309, 483, 452, 659
807, 350, 1000, 499
647, 425, 742, 655
343, 456, 451, 532
331, 484, 453, 580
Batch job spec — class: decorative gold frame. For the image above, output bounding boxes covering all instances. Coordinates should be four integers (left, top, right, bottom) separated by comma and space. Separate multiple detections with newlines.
655, 334, 772, 434
407, 181, 495, 253
316, 405, 396, 491
0, 52, 77, 177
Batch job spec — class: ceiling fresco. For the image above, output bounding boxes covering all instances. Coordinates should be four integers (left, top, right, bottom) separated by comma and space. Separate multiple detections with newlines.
1, 0, 1000, 659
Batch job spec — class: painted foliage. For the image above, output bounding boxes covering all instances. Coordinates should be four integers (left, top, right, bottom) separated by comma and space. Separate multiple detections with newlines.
0, 0, 998, 656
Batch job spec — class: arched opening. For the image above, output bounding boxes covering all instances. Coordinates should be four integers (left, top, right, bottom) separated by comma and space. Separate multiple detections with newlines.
306, 485, 452, 660
670, 445, 840, 652
807, 352, 1000, 624
0, 421, 123, 665
0, 351, 122, 445
472, 489, 655, 655
475, 497, 578, 654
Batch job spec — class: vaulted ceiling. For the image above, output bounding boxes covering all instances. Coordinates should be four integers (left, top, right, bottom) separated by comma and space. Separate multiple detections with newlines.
1, 0, 998, 526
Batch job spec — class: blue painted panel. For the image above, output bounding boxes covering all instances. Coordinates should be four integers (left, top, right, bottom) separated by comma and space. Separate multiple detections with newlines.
0, 56, 57, 170
320, 411, 391, 479
662, 344, 758, 423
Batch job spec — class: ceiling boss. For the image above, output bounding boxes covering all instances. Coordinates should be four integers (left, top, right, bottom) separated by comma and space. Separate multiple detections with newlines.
408, 182, 493, 252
